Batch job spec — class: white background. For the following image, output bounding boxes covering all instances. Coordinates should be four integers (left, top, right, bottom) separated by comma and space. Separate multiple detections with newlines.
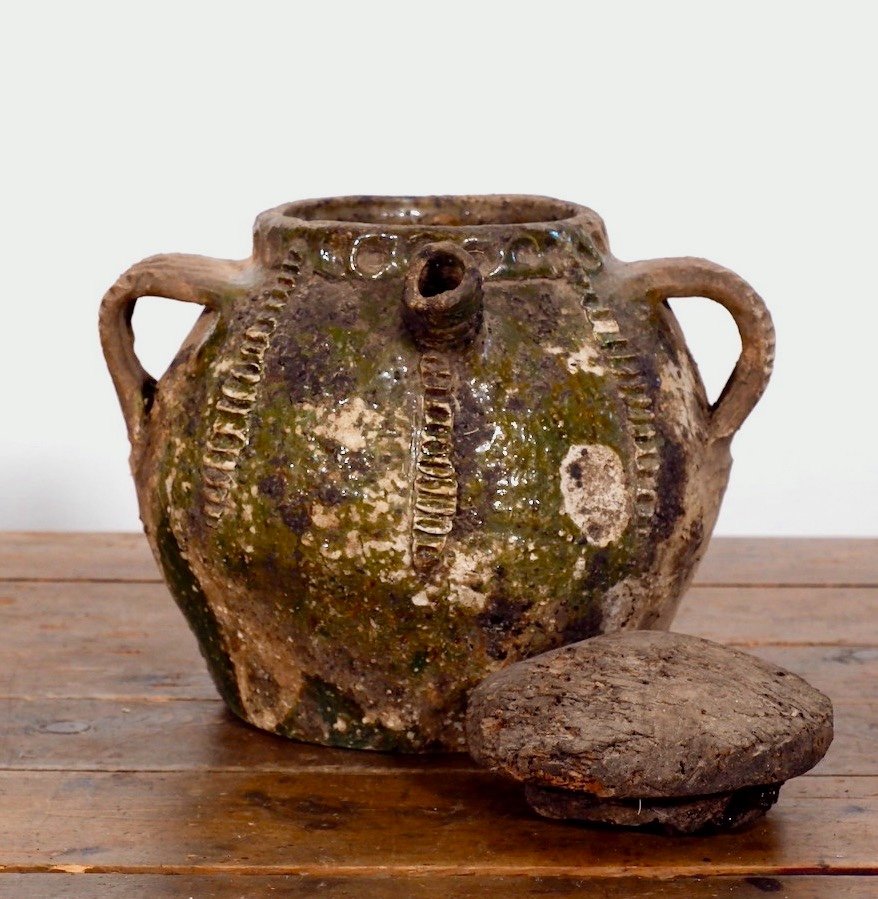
1, 1, 875, 535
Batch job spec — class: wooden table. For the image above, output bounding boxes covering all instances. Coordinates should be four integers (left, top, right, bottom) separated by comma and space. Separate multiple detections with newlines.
0, 534, 876, 897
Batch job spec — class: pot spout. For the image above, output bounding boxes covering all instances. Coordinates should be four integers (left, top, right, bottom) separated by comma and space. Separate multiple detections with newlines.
402, 242, 483, 350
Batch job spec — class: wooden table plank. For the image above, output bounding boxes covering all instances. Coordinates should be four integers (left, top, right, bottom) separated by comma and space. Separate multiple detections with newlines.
2, 533, 877, 586
1, 873, 874, 897
0, 582, 214, 701
0, 533, 158, 582
0, 678, 873, 777
0, 583, 878, 700
0, 697, 477, 774
748, 645, 878, 703
694, 538, 878, 587
675, 586, 878, 646
0, 772, 874, 876
1, 535, 876, 893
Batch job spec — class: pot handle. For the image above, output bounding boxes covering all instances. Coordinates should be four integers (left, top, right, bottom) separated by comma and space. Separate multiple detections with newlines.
99, 253, 254, 446
608, 257, 774, 443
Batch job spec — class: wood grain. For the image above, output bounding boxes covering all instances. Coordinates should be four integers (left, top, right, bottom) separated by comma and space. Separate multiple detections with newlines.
2, 533, 876, 585
694, 537, 878, 586
4, 874, 877, 898
0, 533, 875, 893
0, 772, 874, 875
0, 532, 158, 582
748, 645, 878, 702
0, 690, 872, 777
675, 586, 878, 646
1, 581, 875, 701
0, 874, 874, 898
0, 581, 214, 700
0, 697, 476, 774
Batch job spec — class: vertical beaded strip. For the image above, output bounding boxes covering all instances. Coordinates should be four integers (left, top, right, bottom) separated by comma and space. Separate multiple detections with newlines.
202, 250, 302, 526
411, 351, 458, 572
578, 280, 659, 538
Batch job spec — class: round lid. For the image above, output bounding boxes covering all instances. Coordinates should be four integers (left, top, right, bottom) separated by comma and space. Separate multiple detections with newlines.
466, 630, 833, 798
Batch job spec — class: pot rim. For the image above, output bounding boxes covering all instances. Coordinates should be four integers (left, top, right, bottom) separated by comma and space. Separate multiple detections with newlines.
276, 194, 587, 230
252, 195, 610, 269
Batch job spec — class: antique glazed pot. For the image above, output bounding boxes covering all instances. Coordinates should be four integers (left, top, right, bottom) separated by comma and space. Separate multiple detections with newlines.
100, 195, 774, 750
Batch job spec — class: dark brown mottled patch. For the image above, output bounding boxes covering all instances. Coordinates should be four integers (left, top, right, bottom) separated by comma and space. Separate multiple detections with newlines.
258, 474, 286, 499
279, 500, 311, 534
567, 459, 584, 484
316, 481, 345, 506
477, 584, 532, 661
558, 599, 604, 644
653, 434, 687, 541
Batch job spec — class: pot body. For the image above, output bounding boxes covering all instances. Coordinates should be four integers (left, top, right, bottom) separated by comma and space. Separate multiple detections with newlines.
100, 196, 774, 750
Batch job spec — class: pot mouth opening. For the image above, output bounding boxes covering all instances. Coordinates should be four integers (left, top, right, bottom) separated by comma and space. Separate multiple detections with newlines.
282, 195, 581, 228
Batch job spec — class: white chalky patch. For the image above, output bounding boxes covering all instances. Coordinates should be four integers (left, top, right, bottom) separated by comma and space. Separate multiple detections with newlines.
362, 539, 397, 557
344, 531, 361, 558
310, 504, 339, 529
378, 709, 405, 731
307, 397, 383, 452
446, 550, 490, 610
546, 343, 605, 377
566, 344, 605, 376
448, 583, 487, 610
559, 443, 631, 547
599, 578, 642, 630
658, 356, 708, 443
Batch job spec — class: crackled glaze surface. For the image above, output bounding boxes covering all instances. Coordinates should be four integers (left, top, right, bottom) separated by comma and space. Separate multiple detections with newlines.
100, 196, 774, 750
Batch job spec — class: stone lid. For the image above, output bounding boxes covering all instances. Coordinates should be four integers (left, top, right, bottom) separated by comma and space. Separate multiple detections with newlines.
465, 630, 833, 799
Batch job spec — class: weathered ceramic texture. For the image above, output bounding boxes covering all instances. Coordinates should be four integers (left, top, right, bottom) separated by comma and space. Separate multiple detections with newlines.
100, 196, 775, 750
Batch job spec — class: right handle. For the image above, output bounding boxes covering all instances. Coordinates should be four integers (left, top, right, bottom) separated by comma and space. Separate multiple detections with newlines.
608, 256, 775, 442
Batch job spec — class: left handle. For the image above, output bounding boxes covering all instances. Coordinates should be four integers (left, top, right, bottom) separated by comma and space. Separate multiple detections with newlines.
99, 253, 254, 446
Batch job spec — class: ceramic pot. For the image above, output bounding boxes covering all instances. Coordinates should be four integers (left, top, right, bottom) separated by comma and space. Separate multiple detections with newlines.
100, 196, 774, 750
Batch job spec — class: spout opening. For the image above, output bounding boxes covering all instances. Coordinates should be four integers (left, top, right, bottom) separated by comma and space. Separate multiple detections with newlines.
418, 250, 466, 298
403, 242, 483, 350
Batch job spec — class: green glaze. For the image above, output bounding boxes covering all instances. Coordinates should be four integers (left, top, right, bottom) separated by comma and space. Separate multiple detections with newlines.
153, 510, 244, 718
102, 196, 774, 750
